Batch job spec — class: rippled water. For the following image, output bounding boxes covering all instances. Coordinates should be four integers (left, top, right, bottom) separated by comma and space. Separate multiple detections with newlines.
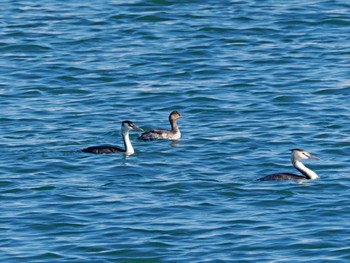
1, 0, 350, 262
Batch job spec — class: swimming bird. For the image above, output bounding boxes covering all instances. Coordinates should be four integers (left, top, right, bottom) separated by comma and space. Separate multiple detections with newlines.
138, 111, 183, 140
257, 148, 320, 181
82, 120, 143, 155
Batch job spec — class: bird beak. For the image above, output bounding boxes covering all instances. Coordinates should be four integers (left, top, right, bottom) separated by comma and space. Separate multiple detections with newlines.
132, 124, 143, 131
309, 155, 320, 160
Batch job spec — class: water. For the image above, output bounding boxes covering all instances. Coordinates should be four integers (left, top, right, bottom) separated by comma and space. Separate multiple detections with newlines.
1, 0, 350, 262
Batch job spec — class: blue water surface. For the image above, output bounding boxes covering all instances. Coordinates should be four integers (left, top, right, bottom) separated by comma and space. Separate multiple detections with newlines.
1, 0, 350, 262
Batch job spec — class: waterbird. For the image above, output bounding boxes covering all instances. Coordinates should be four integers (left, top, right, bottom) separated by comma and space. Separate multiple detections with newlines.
257, 148, 320, 181
82, 120, 143, 155
138, 111, 183, 140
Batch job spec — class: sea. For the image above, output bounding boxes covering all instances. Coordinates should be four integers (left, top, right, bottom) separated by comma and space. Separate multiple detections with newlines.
1, 0, 350, 262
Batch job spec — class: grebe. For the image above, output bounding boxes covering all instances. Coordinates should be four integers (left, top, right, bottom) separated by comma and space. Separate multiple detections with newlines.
138, 111, 183, 140
257, 148, 320, 181
82, 120, 143, 155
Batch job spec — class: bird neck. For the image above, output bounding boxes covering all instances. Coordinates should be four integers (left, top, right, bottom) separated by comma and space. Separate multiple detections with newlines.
169, 118, 179, 132
292, 159, 319, 180
122, 130, 134, 155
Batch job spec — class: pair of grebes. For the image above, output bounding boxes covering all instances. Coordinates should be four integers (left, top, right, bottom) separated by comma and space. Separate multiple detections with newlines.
82, 111, 320, 181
